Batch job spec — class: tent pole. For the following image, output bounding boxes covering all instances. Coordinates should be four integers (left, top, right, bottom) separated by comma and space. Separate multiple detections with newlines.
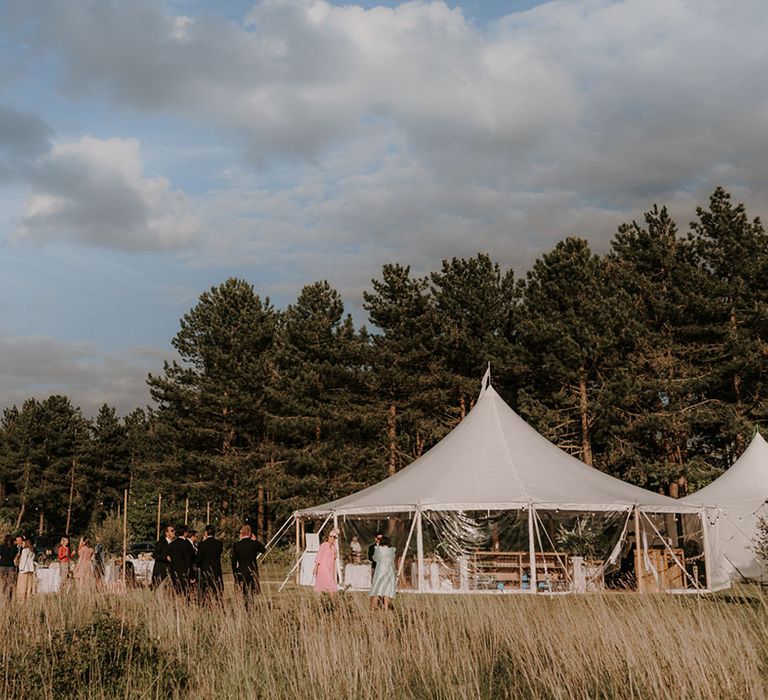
397, 512, 419, 586
295, 517, 301, 585
528, 504, 537, 594
634, 506, 645, 593
333, 513, 341, 587
700, 508, 712, 591
416, 509, 424, 593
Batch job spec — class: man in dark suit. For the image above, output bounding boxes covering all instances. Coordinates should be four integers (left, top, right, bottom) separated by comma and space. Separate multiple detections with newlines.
368, 532, 383, 572
151, 524, 175, 590
196, 524, 223, 604
167, 525, 195, 596
231, 524, 266, 607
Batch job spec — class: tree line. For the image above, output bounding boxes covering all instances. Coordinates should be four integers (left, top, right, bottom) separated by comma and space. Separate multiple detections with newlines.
1, 187, 766, 540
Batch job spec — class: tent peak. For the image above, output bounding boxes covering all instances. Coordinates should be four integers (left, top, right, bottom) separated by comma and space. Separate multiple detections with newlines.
479, 363, 492, 398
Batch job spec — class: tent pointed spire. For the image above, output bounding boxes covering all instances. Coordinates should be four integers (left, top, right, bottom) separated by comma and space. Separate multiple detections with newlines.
479, 363, 492, 399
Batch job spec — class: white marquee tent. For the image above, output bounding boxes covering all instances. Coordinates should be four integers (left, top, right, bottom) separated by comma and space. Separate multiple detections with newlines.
682, 432, 768, 585
293, 374, 720, 594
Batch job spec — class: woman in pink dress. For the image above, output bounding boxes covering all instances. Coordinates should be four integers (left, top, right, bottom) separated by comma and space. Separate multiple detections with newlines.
73, 537, 95, 590
313, 530, 338, 594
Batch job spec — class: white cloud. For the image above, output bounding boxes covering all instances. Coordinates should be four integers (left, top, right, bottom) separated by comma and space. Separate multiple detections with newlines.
14, 136, 200, 250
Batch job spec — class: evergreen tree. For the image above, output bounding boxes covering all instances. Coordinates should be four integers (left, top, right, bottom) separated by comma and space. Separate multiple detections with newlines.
688, 187, 768, 463
429, 253, 518, 414
363, 264, 442, 472
147, 278, 279, 522
87, 404, 129, 521
266, 281, 376, 513
516, 238, 629, 467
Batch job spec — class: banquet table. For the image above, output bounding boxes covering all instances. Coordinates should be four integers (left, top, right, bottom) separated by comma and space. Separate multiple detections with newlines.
343, 563, 372, 589
36, 566, 61, 593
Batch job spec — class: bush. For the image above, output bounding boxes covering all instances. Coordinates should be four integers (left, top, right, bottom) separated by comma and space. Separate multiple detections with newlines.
91, 511, 131, 558
6, 610, 188, 699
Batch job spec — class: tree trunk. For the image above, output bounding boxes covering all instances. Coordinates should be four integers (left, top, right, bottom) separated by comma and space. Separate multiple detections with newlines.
65, 458, 76, 534
15, 460, 31, 530
387, 404, 397, 476
578, 367, 593, 467
257, 486, 265, 540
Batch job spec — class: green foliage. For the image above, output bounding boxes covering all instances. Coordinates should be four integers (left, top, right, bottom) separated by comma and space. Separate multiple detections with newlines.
753, 515, 768, 562
7, 610, 188, 699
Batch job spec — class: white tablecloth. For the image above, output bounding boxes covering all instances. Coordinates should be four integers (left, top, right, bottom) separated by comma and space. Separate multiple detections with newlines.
344, 564, 372, 589
36, 566, 61, 593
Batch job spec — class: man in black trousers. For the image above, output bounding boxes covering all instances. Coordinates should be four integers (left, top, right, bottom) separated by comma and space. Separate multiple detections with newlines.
167, 525, 195, 596
231, 524, 266, 607
196, 524, 224, 604
151, 524, 175, 591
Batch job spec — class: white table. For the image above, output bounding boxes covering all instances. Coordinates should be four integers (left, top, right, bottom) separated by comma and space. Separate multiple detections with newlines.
343, 563, 372, 589
36, 566, 61, 593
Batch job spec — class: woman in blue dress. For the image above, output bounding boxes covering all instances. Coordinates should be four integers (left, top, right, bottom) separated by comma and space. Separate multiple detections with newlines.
369, 536, 396, 609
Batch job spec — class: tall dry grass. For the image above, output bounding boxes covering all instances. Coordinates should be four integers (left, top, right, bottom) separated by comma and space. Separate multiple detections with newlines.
0, 580, 765, 699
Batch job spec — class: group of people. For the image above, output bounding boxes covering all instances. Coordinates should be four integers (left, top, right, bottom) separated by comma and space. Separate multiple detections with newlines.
0, 534, 102, 600
151, 523, 266, 606
312, 529, 397, 609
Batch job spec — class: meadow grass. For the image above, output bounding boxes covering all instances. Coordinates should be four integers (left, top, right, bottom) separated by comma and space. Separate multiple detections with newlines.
0, 578, 765, 699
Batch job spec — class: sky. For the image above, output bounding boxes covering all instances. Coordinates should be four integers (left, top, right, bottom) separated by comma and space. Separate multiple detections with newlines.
0, 0, 766, 417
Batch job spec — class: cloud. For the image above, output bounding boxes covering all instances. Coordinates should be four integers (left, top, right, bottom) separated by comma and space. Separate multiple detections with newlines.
0, 105, 52, 182
14, 136, 200, 251
0, 334, 165, 417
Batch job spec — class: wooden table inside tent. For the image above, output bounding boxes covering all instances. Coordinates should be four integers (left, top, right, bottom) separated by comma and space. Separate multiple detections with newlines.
470, 551, 571, 591
635, 547, 686, 592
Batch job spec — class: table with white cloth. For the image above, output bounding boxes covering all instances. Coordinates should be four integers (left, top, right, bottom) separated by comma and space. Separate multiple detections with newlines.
127, 557, 154, 585
343, 563, 372, 589
36, 565, 61, 593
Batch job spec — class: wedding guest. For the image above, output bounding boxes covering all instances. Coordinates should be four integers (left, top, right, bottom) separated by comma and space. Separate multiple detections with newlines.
367, 532, 383, 572
369, 536, 396, 610
16, 538, 36, 600
349, 536, 362, 564
196, 524, 224, 604
313, 529, 339, 595
0, 535, 16, 600
73, 537, 95, 590
231, 525, 266, 608
167, 526, 195, 595
57, 536, 72, 579
151, 524, 175, 590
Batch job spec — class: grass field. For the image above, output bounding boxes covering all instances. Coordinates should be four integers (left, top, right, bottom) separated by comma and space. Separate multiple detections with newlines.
0, 575, 765, 699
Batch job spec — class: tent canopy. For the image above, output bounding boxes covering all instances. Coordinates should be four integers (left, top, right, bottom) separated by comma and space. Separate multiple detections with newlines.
682, 431, 768, 580
298, 381, 694, 516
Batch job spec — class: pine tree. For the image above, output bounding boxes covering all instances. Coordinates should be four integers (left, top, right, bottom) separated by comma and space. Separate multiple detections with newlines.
688, 187, 768, 463
266, 281, 376, 514
516, 238, 628, 467
147, 278, 279, 522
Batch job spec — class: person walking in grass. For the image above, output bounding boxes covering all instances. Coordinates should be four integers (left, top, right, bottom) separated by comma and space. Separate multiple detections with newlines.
369, 536, 396, 610
313, 529, 339, 595
16, 538, 36, 600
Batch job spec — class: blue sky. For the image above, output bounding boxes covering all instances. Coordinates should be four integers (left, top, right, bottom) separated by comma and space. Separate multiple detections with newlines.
1, 0, 766, 415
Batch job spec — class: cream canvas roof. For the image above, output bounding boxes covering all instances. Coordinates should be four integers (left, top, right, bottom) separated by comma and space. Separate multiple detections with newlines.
682, 432, 768, 580
298, 380, 694, 516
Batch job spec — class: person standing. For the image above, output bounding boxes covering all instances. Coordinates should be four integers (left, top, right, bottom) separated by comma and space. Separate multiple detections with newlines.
0, 535, 17, 600
196, 524, 224, 604
369, 536, 397, 610
16, 538, 36, 600
367, 532, 383, 572
151, 525, 175, 591
231, 525, 266, 607
313, 529, 339, 594
73, 537, 95, 590
57, 536, 72, 581
167, 526, 195, 596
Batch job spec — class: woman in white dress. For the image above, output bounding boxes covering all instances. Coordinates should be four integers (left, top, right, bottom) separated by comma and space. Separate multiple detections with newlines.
16, 538, 36, 600
369, 536, 396, 610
